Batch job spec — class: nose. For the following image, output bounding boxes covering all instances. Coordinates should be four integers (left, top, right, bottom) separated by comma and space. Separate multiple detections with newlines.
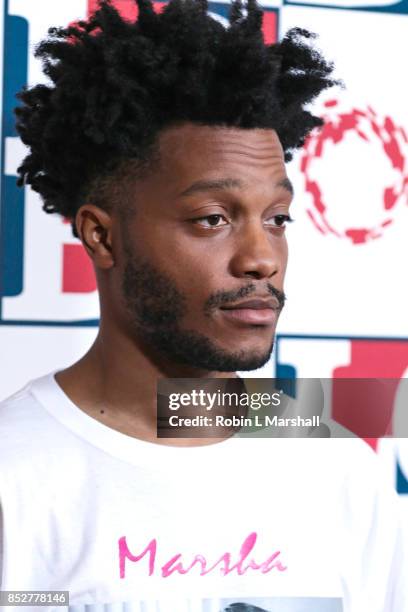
229, 220, 286, 281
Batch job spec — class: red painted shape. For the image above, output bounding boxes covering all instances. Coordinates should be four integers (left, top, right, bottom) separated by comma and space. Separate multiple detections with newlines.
300, 153, 309, 173
88, 0, 101, 17
262, 11, 277, 44
356, 129, 368, 142
381, 218, 393, 228
88, 0, 277, 42
384, 116, 395, 132
88, 0, 165, 19
332, 341, 408, 449
338, 112, 358, 133
384, 186, 398, 210
334, 340, 408, 378
306, 209, 325, 235
314, 133, 324, 158
344, 228, 371, 244
305, 180, 325, 214
370, 120, 381, 139
301, 105, 408, 243
88, 0, 136, 19
383, 136, 404, 172
62, 244, 97, 293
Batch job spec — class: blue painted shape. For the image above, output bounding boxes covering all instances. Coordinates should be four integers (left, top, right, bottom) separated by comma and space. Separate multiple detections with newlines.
276, 364, 297, 398
209, 1, 279, 22
3, 14, 28, 136
0, 319, 100, 327
207, 1, 232, 18
283, 0, 408, 15
0, 13, 28, 301
396, 458, 408, 495
1, 175, 25, 296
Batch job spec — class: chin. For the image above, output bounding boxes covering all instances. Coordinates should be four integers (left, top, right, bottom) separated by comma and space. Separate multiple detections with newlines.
212, 345, 274, 372
140, 323, 274, 373
225, 338, 274, 358
230, 355, 273, 371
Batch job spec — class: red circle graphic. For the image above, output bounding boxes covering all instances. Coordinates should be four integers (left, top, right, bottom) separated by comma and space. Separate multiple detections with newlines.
301, 100, 408, 244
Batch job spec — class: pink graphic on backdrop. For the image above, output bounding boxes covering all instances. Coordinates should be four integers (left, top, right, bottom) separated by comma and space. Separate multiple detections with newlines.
301, 101, 408, 244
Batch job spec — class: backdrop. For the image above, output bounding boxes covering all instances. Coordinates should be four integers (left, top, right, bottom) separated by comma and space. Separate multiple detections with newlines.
0, 0, 407, 513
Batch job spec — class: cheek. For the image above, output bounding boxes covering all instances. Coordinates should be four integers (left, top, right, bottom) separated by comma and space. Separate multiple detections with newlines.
139, 240, 215, 303
174, 257, 216, 300
281, 237, 289, 276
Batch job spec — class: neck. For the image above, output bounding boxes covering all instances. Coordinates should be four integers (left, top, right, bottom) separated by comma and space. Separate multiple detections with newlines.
55, 319, 238, 446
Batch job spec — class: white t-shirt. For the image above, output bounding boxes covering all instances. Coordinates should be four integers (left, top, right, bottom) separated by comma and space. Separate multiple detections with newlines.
0, 373, 406, 612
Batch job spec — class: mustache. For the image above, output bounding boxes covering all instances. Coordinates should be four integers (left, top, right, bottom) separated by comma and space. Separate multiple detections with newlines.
204, 283, 286, 312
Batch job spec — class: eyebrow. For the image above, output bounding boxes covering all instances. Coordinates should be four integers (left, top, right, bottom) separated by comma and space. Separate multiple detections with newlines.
276, 177, 294, 196
179, 176, 294, 198
179, 178, 242, 198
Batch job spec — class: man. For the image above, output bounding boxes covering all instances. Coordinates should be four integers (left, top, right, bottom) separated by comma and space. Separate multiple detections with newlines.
0, 0, 405, 610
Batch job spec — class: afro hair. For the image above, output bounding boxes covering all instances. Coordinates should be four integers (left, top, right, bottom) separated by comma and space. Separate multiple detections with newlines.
15, 0, 339, 235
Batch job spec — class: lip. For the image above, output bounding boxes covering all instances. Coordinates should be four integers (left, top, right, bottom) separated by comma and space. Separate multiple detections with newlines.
222, 298, 279, 310
220, 308, 277, 325
220, 299, 279, 325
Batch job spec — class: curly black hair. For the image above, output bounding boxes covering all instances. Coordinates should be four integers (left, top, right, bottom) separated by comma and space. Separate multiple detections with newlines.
15, 0, 339, 236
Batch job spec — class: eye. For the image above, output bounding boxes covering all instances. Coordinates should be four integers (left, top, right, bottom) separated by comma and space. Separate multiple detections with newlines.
192, 214, 229, 228
264, 214, 293, 229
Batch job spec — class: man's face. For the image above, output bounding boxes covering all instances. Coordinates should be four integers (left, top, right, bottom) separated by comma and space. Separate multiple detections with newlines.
116, 123, 292, 372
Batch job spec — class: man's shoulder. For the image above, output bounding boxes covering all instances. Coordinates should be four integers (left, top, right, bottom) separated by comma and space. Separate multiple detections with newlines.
0, 379, 41, 424
0, 374, 64, 459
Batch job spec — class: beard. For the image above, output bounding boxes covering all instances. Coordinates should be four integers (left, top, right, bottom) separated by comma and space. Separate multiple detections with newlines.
121, 248, 285, 372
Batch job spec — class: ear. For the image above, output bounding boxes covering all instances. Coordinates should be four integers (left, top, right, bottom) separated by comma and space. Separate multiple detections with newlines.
75, 205, 115, 270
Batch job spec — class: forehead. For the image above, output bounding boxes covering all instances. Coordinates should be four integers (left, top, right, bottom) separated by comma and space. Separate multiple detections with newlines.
155, 123, 286, 189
